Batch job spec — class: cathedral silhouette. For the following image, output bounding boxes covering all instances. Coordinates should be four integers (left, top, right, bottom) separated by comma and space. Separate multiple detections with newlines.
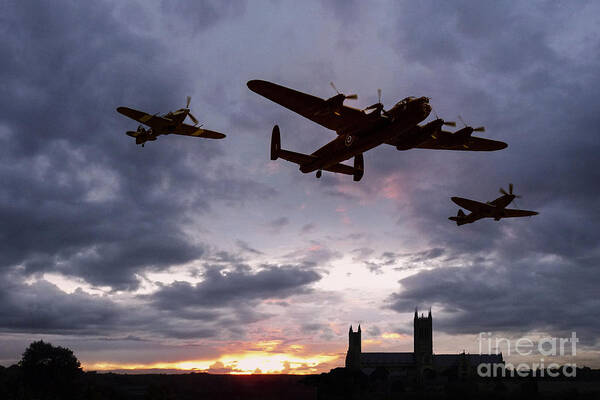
345, 309, 503, 379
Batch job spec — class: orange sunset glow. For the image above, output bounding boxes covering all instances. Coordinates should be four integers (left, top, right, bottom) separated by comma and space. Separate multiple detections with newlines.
84, 351, 341, 375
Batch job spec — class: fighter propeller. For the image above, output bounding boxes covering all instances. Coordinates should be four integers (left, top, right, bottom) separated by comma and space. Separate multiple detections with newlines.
184, 96, 200, 125
499, 183, 521, 198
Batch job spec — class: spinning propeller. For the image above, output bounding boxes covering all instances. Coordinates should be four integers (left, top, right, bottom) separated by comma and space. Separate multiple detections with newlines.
364, 88, 386, 114
427, 105, 456, 139
185, 96, 200, 125
430, 105, 456, 127
330, 82, 358, 100
458, 115, 485, 132
499, 183, 521, 198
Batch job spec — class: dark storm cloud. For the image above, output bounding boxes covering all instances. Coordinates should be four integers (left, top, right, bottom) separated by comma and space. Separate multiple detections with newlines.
386, 257, 600, 344
0, 257, 320, 340
159, 0, 246, 33
0, 1, 275, 290
149, 264, 321, 310
0, 276, 121, 335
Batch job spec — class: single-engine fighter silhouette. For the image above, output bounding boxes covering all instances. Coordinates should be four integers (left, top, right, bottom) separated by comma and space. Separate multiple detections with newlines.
449, 184, 538, 225
248, 80, 506, 181
117, 96, 226, 147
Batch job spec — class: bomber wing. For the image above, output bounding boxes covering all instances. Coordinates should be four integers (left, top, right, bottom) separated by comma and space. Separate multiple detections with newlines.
247, 80, 370, 134
502, 209, 539, 218
174, 123, 226, 139
116, 107, 171, 130
415, 136, 507, 151
451, 197, 494, 213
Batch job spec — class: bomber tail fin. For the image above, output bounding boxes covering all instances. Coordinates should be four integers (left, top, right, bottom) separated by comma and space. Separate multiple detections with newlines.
271, 125, 281, 160
448, 209, 467, 225
353, 153, 364, 182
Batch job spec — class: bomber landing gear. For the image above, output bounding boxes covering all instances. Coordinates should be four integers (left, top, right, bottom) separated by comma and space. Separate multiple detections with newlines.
316, 170, 322, 179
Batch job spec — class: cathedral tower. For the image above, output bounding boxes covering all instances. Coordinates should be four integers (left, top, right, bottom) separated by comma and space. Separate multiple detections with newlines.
345, 324, 361, 370
414, 308, 433, 372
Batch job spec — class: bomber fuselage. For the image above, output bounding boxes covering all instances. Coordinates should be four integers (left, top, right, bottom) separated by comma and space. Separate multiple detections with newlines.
300, 96, 431, 173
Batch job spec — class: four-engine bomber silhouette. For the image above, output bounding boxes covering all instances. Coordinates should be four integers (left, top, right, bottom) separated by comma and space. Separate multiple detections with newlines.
116, 96, 226, 147
247, 80, 507, 181
449, 184, 538, 225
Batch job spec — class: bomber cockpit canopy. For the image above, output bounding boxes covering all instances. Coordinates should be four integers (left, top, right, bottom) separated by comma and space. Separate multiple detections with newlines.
395, 96, 416, 107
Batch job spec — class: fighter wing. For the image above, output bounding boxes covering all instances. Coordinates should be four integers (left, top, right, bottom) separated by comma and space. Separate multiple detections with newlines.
451, 197, 494, 213
247, 80, 369, 133
173, 123, 226, 139
415, 136, 507, 151
502, 209, 539, 218
116, 107, 171, 130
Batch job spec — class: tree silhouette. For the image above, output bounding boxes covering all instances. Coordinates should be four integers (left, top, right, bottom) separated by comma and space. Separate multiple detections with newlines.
19, 340, 83, 399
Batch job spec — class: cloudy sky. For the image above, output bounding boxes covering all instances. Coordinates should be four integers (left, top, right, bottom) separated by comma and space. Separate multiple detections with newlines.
1, 0, 599, 373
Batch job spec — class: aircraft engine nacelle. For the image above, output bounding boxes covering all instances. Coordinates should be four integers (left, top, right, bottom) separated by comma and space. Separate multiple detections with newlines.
396, 121, 441, 150
314, 94, 345, 117
453, 126, 473, 140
